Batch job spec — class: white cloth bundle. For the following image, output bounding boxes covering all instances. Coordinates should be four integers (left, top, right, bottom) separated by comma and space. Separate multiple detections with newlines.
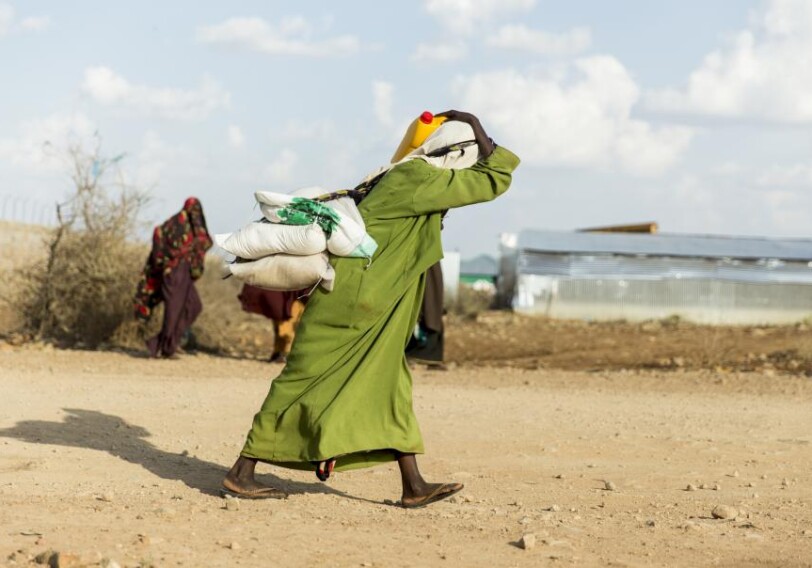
214, 222, 326, 260
226, 253, 335, 292
358, 121, 481, 185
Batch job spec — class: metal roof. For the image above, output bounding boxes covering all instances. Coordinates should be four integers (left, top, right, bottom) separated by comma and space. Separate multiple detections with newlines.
517, 230, 812, 262
460, 254, 498, 276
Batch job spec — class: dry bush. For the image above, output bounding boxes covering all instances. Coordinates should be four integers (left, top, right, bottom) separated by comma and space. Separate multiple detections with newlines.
18, 233, 147, 347
14, 137, 150, 348
448, 285, 495, 320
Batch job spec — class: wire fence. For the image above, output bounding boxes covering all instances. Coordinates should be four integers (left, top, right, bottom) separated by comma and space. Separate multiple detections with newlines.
0, 194, 58, 226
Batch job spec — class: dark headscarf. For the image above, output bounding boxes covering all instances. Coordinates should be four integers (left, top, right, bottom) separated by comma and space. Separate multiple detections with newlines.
133, 197, 213, 321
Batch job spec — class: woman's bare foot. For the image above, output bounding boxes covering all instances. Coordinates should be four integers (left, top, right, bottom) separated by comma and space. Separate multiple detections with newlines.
401, 481, 464, 509
396, 453, 463, 508
221, 456, 287, 499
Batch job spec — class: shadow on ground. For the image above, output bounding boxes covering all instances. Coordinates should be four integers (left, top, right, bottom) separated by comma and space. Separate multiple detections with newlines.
0, 408, 375, 503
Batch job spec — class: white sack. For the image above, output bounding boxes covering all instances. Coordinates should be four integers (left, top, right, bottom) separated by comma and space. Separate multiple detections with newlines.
254, 190, 296, 223
227, 252, 334, 292
214, 222, 325, 260
255, 187, 377, 258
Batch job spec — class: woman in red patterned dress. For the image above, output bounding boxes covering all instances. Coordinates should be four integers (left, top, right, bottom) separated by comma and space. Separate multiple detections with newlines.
133, 197, 213, 358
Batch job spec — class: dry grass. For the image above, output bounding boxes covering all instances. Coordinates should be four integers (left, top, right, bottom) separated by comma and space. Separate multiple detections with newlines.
1, 224, 277, 357
15, 230, 147, 348
448, 285, 494, 319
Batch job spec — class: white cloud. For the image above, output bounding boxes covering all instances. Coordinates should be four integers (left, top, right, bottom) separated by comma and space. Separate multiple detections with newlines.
0, 4, 51, 35
20, 15, 50, 31
0, 2, 51, 37
710, 161, 747, 177
454, 56, 693, 176
647, 0, 812, 123
227, 125, 245, 148
197, 16, 360, 57
372, 81, 394, 127
264, 149, 298, 184
0, 112, 96, 172
487, 25, 591, 55
0, 4, 13, 36
278, 118, 336, 141
81, 66, 230, 121
411, 41, 467, 62
755, 163, 812, 187
134, 131, 205, 188
423, 0, 535, 35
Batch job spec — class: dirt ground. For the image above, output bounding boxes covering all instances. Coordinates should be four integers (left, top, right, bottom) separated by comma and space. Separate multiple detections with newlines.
445, 312, 812, 376
2, 345, 811, 567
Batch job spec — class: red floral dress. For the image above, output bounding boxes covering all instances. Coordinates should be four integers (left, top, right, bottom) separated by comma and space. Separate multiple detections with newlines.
133, 198, 212, 321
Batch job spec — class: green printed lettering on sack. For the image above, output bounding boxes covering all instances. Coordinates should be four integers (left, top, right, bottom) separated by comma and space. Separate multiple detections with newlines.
277, 197, 341, 236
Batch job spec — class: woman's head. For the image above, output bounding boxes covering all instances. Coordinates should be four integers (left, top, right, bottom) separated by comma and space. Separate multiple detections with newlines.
183, 196, 201, 212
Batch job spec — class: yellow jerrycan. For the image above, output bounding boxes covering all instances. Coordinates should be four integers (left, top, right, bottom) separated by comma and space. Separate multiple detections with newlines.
391, 111, 446, 163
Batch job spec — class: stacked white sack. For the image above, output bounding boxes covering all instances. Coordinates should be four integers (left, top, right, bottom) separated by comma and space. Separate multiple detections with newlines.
227, 253, 335, 292
255, 187, 378, 259
214, 222, 326, 259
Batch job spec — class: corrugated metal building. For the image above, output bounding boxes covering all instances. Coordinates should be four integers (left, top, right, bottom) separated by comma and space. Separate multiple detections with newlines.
460, 254, 499, 287
499, 230, 812, 324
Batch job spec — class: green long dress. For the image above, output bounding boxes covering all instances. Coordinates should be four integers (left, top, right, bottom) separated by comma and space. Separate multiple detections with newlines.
241, 146, 520, 472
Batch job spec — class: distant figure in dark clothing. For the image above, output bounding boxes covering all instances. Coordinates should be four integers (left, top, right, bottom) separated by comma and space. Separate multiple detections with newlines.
406, 262, 445, 366
238, 285, 307, 363
133, 197, 213, 358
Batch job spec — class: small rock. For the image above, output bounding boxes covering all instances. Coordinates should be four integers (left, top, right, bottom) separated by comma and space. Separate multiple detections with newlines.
225, 498, 240, 511
686, 484, 697, 492
711, 505, 738, 520
228, 542, 241, 550
698, 483, 706, 490
100, 559, 121, 568
747, 482, 756, 488
554, 474, 565, 479
604, 481, 616, 491
34, 550, 56, 565
713, 484, 721, 491
97, 492, 114, 502
548, 504, 561, 512
731, 471, 740, 478
519, 516, 533, 525
518, 534, 536, 550
51, 552, 82, 568
781, 478, 789, 487
645, 520, 656, 527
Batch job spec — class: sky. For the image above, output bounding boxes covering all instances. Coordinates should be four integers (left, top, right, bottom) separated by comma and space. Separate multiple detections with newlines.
2, 0, 812, 258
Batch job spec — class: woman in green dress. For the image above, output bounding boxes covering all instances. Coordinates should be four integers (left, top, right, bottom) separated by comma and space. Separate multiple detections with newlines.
222, 110, 520, 508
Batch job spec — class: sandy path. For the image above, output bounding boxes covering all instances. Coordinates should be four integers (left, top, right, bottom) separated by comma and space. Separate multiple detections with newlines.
1, 347, 811, 567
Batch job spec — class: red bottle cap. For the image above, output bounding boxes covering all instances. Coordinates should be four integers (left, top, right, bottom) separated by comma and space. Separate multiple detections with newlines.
419, 111, 434, 124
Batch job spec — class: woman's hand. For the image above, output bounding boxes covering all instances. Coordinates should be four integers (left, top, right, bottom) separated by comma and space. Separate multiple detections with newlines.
435, 110, 495, 158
